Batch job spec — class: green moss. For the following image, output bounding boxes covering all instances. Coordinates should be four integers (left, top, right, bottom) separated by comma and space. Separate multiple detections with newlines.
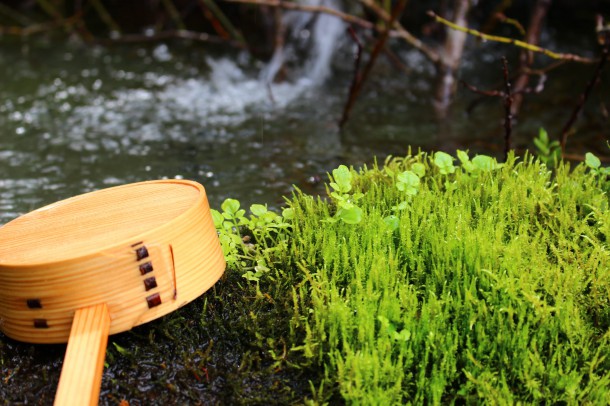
286, 151, 610, 404
1, 151, 609, 404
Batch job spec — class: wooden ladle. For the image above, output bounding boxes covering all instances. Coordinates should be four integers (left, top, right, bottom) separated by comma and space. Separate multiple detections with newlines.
0, 180, 226, 405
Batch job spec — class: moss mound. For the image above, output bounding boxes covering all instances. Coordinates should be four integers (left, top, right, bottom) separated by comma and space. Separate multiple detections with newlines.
1, 151, 609, 404
284, 152, 610, 403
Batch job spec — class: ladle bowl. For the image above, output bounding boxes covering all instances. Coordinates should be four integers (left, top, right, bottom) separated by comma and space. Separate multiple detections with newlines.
0, 179, 225, 404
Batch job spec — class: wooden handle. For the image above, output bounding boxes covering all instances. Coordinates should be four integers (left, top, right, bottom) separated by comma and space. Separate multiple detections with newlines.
54, 304, 110, 406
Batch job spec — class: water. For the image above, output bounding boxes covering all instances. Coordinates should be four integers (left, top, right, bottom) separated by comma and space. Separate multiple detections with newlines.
0, 30, 608, 225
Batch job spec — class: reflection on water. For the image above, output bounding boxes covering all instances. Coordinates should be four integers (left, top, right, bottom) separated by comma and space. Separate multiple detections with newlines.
0, 39, 607, 224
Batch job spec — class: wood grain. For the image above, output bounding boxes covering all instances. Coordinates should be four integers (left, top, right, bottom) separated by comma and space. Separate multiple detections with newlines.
54, 303, 110, 406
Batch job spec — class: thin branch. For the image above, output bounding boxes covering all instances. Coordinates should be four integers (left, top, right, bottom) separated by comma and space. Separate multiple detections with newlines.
480, 0, 514, 35
511, 0, 551, 117
0, 2, 32, 26
427, 10, 595, 64
223, 0, 376, 31
34, 0, 93, 41
90, 0, 121, 34
225, 0, 442, 64
340, 27, 364, 128
463, 71, 546, 115
340, 0, 408, 128
495, 13, 526, 37
200, 4, 230, 39
502, 57, 513, 161
0, 14, 80, 36
561, 30, 610, 152
461, 81, 503, 98
161, 0, 187, 30
198, 0, 245, 43
360, 0, 441, 64
461, 57, 515, 160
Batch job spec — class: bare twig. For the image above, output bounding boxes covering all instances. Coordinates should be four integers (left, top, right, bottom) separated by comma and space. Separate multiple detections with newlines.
461, 81, 503, 98
339, 0, 408, 128
224, 0, 441, 64
0, 2, 32, 26
461, 57, 515, 160
198, 0, 245, 43
0, 17, 75, 36
199, 0, 231, 39
359, 0, 441, 64
511, 0, 551, 117
561, 28, 609, 152
161, 0, 187, 30
463, 71, 546, 116
494, 13, 526, 37
480, 0, 514, 35
427, 9, 595, 63
35, 0, 93, 41
340, 27, 364, 128
502, 57, 513, 160
90, 0, 121, 34
224, 0, 375, 31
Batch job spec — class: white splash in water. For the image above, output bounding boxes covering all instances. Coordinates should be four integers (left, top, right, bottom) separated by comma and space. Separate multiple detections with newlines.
260, 0, 345, 86
19, 1, 347, 150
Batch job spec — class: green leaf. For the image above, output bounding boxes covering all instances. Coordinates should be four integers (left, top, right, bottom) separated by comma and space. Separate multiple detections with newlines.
456, 149, 470, 164
351, 192, 364, 202
242, 270, 260, 282
383, 215, 400, 231
411, 162, 426, 178
538, 127, 549, 143
330, 191, 346, 201
434, 151, 455, 175
250, 204, 268, 217
282, 208, 295, 220
392, 201, 409, 211
337, 199, 355, 210
210, 209, 224, 228
393, 329, 411, 342
472, 155, 497, 171
533, 139, 549, 155
331, 165, 352, 193
377, 315, 390, 328
113, 342, 130, 356
585, 152, 601, 169
221, 198, 241, 215
396, 170, 420, 195
338, 206, 362, 224
445, 180, 457, 191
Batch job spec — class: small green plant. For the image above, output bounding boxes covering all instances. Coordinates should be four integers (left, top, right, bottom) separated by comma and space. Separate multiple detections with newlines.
211, 199, 293, 282
433, 151, 458, 190
433, 151, 456, 174
533, 127, 561, 167
388, 166, 425, 214
395, 170, 420, 196
325, 165, 364, 224
457, 149, 503, 174
585, 152, 610, 175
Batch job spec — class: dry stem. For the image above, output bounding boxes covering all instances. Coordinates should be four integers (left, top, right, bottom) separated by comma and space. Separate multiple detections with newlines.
427, 10, 594, 64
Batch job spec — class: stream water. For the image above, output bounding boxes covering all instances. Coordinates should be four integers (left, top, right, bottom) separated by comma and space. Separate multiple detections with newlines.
1, 29, 608, 226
